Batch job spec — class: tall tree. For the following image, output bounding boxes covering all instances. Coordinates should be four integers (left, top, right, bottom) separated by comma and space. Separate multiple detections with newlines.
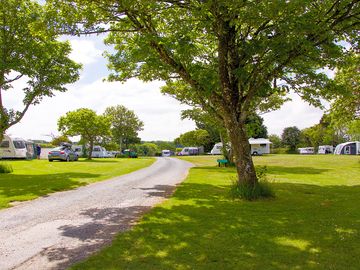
49, 0, 360, 190
0, 0, 81, 142
58, 108, 111, 159
177, 129, 211, 149
104, 105, 144, 151
282, 126, 301, 151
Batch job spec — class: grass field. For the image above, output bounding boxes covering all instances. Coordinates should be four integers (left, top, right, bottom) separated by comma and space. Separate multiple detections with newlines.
72, 154, 360, 270
0, 158, 155, 209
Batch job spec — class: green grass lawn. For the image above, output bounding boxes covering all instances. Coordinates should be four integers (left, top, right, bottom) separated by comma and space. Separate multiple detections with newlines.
72, 154, 360, 270
0, 158, 154, 209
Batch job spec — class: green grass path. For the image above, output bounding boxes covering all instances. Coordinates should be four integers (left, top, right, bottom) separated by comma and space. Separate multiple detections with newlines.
0, 158, 154, 209
72, 155, 360, 270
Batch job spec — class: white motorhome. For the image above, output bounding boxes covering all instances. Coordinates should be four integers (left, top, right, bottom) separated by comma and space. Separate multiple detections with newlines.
91, 146, 108, 158
0, 135, 27, 159
162, 149, 171, 157
334, 141, 360, 155
318, 145, 334, 154
298, 147, 315, 154
210, 138, 272, 156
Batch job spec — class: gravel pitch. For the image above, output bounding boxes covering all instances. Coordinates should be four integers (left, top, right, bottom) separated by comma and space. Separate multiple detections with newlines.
0, 157, 193, 270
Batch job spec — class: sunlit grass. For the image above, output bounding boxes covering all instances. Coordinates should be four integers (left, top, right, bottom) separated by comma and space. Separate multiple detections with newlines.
72, 154, 360, 270
0, 158, 154, 208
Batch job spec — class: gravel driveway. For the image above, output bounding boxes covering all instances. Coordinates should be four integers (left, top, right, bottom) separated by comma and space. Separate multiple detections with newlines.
0, 157, 193, 270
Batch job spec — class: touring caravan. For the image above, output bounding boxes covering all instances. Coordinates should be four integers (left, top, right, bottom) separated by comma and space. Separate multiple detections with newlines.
210, 143, 223, 155
210, 138, 272, 156
0, 135, 27, 159
318, 145, 334, 154
334, 141, 360, 155
298, 147, 315, 154
91, 145, 108, 158
249, 138, 272, 155
72, 145, 84, 157
178, 147, 200, 156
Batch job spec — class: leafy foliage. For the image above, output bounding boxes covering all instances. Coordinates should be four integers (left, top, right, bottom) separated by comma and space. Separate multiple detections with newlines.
104, 105, 143, 151
58, 108, 111, 159
281, 126, 301, 151
48, 0, 360, 186
0, 0, 81, 141
0, 162, 13, 174
50, 135, 71, 146
178, 129, 211, 150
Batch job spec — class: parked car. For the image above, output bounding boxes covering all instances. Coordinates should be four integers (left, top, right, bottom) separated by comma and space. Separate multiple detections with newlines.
48, 145, 78, 162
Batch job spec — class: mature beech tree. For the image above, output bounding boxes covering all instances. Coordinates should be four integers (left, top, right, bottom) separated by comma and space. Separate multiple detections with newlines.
0, 0, 81, 142
48, 0, 359, 190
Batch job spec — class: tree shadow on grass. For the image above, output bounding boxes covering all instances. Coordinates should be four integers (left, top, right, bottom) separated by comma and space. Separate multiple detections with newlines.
0, 172, 100, 208
77, 159, 119, 163
36, 206, 152, 270
139, 185, 178, 198
266, 166, 330, 175
70, 181, 360, 270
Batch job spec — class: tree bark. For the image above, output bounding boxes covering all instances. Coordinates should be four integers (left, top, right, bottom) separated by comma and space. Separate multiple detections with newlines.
88, 140, 93, 160
223, 114, 258, 186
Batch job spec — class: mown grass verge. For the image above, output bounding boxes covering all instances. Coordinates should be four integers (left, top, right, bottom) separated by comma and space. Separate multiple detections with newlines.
71, 154, 360, 270
0, 158, 155, 209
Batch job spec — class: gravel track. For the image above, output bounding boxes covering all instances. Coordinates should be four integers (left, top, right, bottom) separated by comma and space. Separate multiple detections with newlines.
0, 157, 193, 270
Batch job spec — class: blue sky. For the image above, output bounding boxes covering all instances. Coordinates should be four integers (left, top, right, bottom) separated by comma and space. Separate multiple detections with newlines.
5, 35, 326, 142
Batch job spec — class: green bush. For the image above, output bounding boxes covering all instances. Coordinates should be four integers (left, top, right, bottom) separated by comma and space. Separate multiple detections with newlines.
229, 166, 274, 200
0, 162, 13, 174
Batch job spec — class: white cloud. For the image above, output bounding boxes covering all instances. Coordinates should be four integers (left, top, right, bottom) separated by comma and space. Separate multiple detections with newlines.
69, 39, 103, 65
262, 92, 325, 136
6, 78, 196, 141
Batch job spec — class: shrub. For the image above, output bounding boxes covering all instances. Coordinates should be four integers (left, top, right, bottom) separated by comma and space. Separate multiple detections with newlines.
0, 162, 13, 174
229, 166, 274, 200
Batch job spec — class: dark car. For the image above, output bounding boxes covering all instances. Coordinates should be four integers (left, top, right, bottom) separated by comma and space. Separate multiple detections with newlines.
48, 145, 78, 162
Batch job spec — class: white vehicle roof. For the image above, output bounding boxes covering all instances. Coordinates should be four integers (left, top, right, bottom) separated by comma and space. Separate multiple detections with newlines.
248, 138, 272, 144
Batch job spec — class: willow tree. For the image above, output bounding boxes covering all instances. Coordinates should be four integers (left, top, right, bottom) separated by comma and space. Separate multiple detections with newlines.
0, 0, 81, 142
49, 0, 359, 191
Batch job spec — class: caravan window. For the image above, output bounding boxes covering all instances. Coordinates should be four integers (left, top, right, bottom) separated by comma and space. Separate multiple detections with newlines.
260, 144, 267, 147
0, 141, 9, 148
13, 141, 26, 149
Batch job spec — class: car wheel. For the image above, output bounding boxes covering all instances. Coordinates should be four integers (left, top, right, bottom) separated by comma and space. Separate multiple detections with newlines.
252, 151, 258, 156
49, 159, 53, 162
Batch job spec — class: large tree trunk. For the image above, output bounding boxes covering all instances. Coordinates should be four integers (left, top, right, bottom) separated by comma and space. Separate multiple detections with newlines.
88, 140, 93, 160
224, 114, 258, 186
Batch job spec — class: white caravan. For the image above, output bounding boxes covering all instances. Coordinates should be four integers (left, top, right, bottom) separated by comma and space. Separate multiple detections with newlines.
210, 142, 223, 155
178, 147, 199, 156
298, 147, 315, 154
91, 146, 108, 158
334, 141, 360, 155
318, 145, 334, 154
249, 138, 272, 155
210, 138, 272, 156
72, 145, 84, 157
0, 135, 27, 159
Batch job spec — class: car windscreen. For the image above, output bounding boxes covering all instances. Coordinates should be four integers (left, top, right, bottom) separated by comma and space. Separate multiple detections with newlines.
13, 140, 26, 149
